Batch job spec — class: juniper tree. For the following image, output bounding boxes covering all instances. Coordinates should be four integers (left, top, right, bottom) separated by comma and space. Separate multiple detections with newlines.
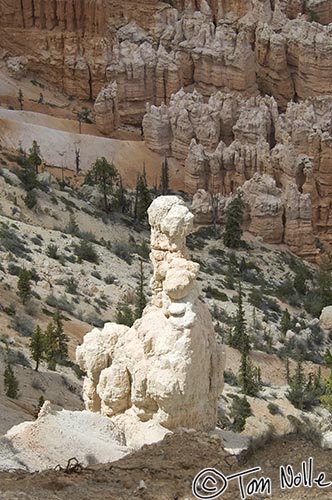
223, 192, 244, 248
30, 325, 44, 371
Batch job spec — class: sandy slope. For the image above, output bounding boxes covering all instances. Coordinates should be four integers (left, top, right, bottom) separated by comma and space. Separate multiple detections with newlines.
0, 110, 164, 188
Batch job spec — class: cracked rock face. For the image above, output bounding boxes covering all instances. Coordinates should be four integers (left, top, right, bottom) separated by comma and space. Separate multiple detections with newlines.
76, 196, 225, 449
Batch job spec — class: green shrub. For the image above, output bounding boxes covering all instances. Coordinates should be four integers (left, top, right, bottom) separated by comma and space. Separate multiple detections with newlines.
73, 240, 99, 263
267, 402, 280, 415
230, 395, 251, 432
46, 244, 59, 260
64, 277, 78, 295
0, 226, 30, 258
24, 190, 37, 209
204, 285, 228, 301
113, 241, 132, 264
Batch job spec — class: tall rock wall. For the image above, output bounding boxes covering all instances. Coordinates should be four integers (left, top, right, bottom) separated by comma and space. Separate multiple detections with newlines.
76, 196, 225, 449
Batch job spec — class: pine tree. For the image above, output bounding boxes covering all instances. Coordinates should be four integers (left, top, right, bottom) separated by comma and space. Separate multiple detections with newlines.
44, 321, 58, 370
229, 282, 248, 351
28, 140, 42, 175
134, 260, 146, 319
285, 357, 290, 384
160, 157, 169, 195
287, 357, 305, 409
43, 310, 68, 370
116, 299, 134, 327
135, 169, 152, 222
4, 363, 19, 399
223, 192, 244, 248
324, 348, 332, 368
53, 309, 69, 362
84, 157, 118, 211
30, 325, 44, 371
17, 268, 32, 305
114, 175, 128, 213
280, 308, 291, 336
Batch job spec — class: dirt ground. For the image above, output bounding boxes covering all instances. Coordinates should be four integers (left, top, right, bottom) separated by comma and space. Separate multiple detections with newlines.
1, 432, 332, 500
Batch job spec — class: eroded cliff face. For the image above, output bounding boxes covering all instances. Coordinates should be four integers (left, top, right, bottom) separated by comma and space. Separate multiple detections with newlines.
143, 90, 332, 260
2, 0, 332, 122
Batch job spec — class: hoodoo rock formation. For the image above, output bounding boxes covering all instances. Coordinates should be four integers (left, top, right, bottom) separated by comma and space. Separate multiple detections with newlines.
94, 82, 119, 135
143, 90, 332, 261
76, 196, 225, 448
2, 0, 332, 123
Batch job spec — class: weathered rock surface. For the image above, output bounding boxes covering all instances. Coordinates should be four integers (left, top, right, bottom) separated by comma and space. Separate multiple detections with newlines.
3, 0, 332, 124
144, 88, 332, 260
77, 196, 225, 448
94, 82, 119, 135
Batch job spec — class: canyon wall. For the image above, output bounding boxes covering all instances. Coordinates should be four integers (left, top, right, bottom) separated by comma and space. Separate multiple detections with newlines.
143, 89, 332, 260
2, 0, 332, 123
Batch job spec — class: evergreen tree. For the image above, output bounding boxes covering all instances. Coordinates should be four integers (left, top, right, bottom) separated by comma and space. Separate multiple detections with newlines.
116, 299, 134, 327
229, 282, 248, 351
320, 370, 332, 412
44, 321, 58, 370
134, 260, 146, 319
324, 348, 332, 368
30, 325, 44, 371
53, 309, 69, 362
34, 395, 45, 419
135, 169, 152, 222
160, 157, 169, 195
238, 352, 262, 396
27, 140, 42, 175
287, 358, 305, 409
17, 268, 32, 304
4, 363, 19, 399
18, 88, 24, 110
114, 175, 128, 213
43, 310, 68, 370
280, 308, 291, 336
84, 157, 118, 211
230, 395, 251, 432
285, 357, 290, 384
223, 192, 244, 248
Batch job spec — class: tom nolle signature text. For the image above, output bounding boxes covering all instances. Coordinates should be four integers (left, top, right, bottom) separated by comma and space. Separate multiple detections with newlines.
192, 457, 332, 499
